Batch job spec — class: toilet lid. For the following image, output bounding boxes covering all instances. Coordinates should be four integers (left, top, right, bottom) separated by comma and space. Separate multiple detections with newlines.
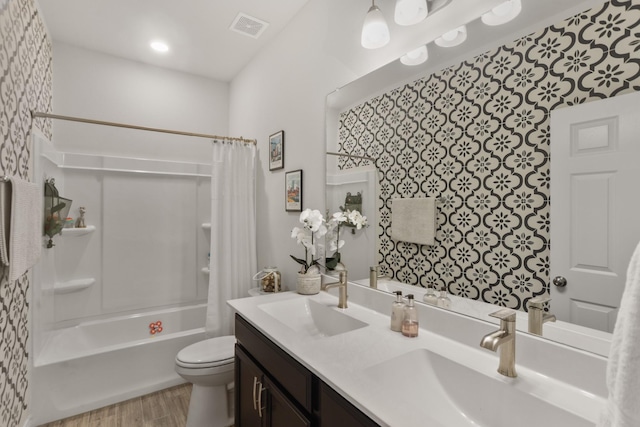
176, 335, 236, 367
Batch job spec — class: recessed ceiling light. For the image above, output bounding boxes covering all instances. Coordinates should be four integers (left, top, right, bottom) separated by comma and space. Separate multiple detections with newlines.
150, 40, 169, 53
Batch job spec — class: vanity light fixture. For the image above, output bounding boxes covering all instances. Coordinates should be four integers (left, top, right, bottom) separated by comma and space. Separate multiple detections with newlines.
481, 0, 522, 26
434, 25, 467, 47
394, 0, 428, 26
400, 45, 428, 65
150, 40, 170, 53
361, 0, 391, 49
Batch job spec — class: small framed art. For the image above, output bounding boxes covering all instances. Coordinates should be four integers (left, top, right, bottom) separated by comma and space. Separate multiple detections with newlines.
285, 169, 303, 212
269, 130, 284, 171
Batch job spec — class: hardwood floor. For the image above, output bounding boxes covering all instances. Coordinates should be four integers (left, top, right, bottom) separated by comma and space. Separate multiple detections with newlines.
39, 384, 192, 427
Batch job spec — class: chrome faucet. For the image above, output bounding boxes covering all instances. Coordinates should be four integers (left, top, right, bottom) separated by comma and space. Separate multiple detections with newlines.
527, 296, 556, 336
323, 270, 348, 309
480, 309, 517, 378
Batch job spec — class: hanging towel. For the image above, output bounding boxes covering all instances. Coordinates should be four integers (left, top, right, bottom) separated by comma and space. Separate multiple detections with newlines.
0, 176, 42, 282
391, 197, 436, 246
598, 240, 640, 427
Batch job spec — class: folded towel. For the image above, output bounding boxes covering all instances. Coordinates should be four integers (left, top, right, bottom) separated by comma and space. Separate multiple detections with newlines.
598, 240, 640, 427
391, 197, 436, 246
0, 176, 42, 282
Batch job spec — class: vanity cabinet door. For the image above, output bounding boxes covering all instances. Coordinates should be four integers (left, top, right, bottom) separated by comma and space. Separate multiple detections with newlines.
317, 381, 379, 427
263, 375, 311, 427
235, 345, 263, 427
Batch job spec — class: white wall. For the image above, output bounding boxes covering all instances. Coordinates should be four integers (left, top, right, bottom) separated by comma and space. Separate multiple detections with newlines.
52, 43, 229, 163
228, 0, 359, 288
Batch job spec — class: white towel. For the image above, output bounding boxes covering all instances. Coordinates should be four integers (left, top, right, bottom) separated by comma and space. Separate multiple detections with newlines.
391, 197, 436, 246
0, 176, 42, 282
598, 240, 640, 427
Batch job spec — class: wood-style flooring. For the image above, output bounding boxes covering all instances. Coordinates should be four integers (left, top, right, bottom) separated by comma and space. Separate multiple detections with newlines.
39, 384, 192, 427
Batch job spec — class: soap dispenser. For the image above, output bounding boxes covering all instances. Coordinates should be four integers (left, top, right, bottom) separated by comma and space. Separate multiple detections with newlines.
436, 288, 451, 309
390, 291, 404, 332
401, 294, 419, 337
423, 286, 438, 305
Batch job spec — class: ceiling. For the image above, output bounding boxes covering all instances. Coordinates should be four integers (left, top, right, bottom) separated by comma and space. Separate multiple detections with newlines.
36, 0, 311, 82
36, 0, 602, 83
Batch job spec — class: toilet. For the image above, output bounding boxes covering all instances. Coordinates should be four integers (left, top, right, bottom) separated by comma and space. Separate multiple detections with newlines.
175, 335, 236, 427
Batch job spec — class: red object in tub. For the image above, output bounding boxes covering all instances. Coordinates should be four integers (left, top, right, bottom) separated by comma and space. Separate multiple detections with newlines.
149, 320, 163, 335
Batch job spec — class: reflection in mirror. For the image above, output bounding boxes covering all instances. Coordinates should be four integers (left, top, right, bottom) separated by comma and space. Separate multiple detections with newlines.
325, 0, 640, 356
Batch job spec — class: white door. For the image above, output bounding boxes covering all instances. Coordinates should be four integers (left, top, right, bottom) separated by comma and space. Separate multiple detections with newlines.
550, 90, 640, 333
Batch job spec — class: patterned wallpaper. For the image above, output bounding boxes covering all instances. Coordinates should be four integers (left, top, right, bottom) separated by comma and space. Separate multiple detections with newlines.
0, 0, 52, 425
338, 0, 640, 311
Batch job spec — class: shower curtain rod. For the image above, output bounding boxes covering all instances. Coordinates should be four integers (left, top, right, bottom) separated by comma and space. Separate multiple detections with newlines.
31, 111, 257, 145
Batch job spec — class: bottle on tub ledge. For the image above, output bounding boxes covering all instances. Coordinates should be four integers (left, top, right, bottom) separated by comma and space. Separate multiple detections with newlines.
401, 294, 419, 338
75, 206, 87, 228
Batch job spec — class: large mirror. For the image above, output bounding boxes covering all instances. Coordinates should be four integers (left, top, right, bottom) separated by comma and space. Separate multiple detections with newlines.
325, 0, 639, 356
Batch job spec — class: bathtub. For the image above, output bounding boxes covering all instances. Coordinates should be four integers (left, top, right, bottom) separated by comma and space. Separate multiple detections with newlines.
31, 303, 207, 425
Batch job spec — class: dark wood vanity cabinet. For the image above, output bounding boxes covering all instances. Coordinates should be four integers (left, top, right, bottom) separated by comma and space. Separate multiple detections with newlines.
234, 314, 378, 427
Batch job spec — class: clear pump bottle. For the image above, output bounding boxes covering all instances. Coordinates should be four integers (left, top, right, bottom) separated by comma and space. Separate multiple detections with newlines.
423, 286, 438, 305
436, 289, 452, 309
401, 294, 419, 337
390, 291, 404, 332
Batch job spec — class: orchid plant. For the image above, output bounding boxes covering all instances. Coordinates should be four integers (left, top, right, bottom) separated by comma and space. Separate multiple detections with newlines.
290, 209, 327, 274
325, 209, 368, 270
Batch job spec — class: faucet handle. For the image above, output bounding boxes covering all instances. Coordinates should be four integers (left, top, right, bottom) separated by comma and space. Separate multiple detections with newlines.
528, 296, 550, 309
489, 308, 516, 323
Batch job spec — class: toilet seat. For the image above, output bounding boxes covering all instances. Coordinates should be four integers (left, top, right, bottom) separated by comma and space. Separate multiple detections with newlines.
176, 335, 236, 369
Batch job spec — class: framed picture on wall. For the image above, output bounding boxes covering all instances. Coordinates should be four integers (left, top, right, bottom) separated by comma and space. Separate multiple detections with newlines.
269, 130, 284, 171
285, 169, 303, 212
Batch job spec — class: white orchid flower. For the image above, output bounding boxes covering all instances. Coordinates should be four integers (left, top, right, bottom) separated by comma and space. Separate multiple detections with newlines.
331, 211, 348, 223
348, 210, 368, 229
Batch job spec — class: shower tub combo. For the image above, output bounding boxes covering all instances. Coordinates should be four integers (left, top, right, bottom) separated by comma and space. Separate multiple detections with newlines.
32, 133, 213, 425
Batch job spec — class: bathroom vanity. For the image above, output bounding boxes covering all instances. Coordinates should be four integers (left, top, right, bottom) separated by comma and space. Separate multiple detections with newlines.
235, 314, 378, 426
228, 282, 608, 427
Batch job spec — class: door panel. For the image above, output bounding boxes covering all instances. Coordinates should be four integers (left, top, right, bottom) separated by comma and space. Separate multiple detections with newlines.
550, 91, 640, 332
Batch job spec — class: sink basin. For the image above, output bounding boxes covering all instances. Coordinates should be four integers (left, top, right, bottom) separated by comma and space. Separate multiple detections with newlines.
258, 298, 367, 338
364, 349, 593, 427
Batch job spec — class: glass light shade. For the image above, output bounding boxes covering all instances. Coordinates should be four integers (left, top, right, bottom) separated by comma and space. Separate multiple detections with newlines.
361, 5, 391, 49
400, 45, 428, 66
394, 0, 428, 26
481, 0, 522, 26
434, 25, 467, 48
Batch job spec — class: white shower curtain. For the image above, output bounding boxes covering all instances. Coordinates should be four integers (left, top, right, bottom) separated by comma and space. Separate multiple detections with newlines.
206, 140, 257, 337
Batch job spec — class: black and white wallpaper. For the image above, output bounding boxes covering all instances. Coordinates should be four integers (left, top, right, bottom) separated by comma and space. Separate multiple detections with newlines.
0, 0, 52, 425
338, 0, 640, 311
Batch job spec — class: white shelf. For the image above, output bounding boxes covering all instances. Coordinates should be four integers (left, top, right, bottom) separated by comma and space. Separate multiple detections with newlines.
202, 267, 210, 274
54, 278, 96, 295
202, 223, 211, 230
61, 225, 96, 237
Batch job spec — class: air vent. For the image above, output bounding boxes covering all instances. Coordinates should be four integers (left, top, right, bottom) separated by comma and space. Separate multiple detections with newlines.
230, 13, 269, 39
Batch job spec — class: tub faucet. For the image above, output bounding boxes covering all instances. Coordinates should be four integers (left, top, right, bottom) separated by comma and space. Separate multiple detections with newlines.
527, 296, 556, 336
480, 309, 517, 378
323, 271, 348, 309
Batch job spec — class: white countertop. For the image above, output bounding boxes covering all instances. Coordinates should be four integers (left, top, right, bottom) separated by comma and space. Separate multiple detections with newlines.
228, 285, 607, 427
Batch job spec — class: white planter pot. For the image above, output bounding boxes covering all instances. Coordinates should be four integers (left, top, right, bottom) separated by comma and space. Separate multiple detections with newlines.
296, 272, 321, 295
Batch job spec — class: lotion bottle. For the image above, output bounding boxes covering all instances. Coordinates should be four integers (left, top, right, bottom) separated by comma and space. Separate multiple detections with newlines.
401, 294, 419, 337
390, 291, 404, 332
423, 286, 438, 305
436, 289, 452, 309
